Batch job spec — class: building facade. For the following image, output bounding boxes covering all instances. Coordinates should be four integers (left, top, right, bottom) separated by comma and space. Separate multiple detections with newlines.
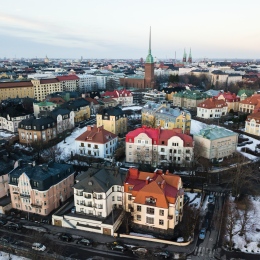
56, 75, 80, 92
239, 94, 260, 114
33, 101, 57, 119
124, 168, 184, 237
0, 81, 34, 101
101, 89, 133, 106
142, 102, 191, 134
96, 106, 127, 136
125, 126, 194, 166
197, 98, 228, 119
193, 126, 238, 160
9, 160, 75, 216
215, 92, 240, 112
75, 125, 118, 158
245, 112, 260, 136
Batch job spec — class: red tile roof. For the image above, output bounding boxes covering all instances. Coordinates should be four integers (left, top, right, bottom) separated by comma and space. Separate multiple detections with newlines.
48, 97, 66, 104
197, 98, 227, 109
125, 168, 181, 207
56, 75, 79, 81
40, 78, 59, 84
0, 81, 33, 88
246, 112, 260, 122
240, 94, 260, 105
84, 97, 99, 105
215, 91, 240, 102
75, 125, 117, 144
126, 126, 193, 146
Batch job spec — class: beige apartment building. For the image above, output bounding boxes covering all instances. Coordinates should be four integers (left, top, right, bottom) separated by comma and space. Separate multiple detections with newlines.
245, 112, 260, 136
31, 79, 61, 101
193, 126, 238, 160
239, 94, 260, 114
9, 160, 75, 216
96, 106, 127, 136
0, 81, 34, 101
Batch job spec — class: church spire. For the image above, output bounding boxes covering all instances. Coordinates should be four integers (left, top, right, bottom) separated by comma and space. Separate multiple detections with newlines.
183, 48, 187, 63
146, 26, 154, 64
188, 48, 192, 63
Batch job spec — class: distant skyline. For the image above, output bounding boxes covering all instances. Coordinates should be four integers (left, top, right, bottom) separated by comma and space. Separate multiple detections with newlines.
1, 0, 260, 60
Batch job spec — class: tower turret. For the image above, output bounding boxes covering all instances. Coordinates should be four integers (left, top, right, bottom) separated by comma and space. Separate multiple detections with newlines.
182, 49, 187, 63
188, 48, 192, 63
145, 27, 155, 88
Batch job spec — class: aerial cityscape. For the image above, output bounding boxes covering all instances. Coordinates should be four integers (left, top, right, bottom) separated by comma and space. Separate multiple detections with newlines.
0, 1, 260, 260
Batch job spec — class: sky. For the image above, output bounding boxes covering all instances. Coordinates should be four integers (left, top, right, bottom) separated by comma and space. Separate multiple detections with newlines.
0, 0, 260, 60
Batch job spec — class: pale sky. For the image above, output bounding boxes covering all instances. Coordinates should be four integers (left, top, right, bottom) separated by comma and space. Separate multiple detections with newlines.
0, 0, 259, 60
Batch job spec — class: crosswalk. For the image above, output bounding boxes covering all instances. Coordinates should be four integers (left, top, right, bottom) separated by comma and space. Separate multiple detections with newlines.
194, 246, 215, 257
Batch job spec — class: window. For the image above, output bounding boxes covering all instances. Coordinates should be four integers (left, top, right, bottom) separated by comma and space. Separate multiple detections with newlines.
159, 219, 164, 225
146, 217, 154, 224
112, 196, 115, 201
137, 215, 141, 221
137, 205, 141, 211
128, 195, 132, 200
146, 207, 154, 214
159, 209, 164, 216
117, 196, 122, 201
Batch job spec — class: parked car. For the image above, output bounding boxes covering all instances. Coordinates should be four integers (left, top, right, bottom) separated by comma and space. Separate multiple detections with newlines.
77, 238, 93, 246
71, 207, 76, 214
58, 233, 72, 242
6, 222, 22, 230
132, 247, 148, 256
245, 140, 253, 145
153, 250, 171, 258
237, 142, 246, 147
199, 228, 206, 240
177, 237, 184, 242
109, 242, 127, 252
32, 243, 46, 251
208, 194, 215, 204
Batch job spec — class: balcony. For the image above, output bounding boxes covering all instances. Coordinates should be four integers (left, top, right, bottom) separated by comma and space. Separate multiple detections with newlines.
31, 203, 42, 208
20, 194, 30, 198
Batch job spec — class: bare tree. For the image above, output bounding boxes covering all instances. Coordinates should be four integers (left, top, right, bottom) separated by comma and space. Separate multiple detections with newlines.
223, 198, 240, 249
43, 145, 62, 163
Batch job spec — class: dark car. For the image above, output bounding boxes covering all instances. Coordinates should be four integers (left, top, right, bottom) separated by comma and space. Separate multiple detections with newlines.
0, 219, 7, 226
76, 238, 93, 246
153, 250, 171, 258
245, 140, 253, 145
199, 228, 206, 240
6, 222, 22, 231
58, 233, 72, 242
108, 242, 127, 252
237, 142, 246, 147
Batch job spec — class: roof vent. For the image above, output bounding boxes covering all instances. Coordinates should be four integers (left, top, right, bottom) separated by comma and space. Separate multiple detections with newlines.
88, 181, 93, 186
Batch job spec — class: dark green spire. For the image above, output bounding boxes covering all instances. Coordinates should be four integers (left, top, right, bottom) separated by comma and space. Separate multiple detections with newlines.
145, 26, 154, 63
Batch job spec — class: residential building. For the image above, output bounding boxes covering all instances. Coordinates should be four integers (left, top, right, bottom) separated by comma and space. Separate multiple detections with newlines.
142, 90, 166, 104
99, 97, 118, 108
215, 91, 240, 112
125, 126, 194, 166
0, 105, 32, 133
141, 102, 191, 134
61, 98, 90, 123
124, 168, 184, 238
96, 74, 108, 90
33, 101, 57, 118
210, 70, 228, 86
161, 86, 186, 101
0, 81, 34, 101
78, 74, 97, 92
197, 98, 228, 119
172, 90, 209, 109
56, 75, 80, 92
75, 125, 118, 158
18, 117, 57, 144
96, 106, 127, 136
31, 78, 61, 101
245, 112, 260, 136
193, 126, 238, 160
227, 73, 242, 85
238, 94, 260, 114
101, 89, 133, 106
237, 89, 255, 101
52, 166, 127, 236
9, 160, 75, 216
84, 97, 100, 115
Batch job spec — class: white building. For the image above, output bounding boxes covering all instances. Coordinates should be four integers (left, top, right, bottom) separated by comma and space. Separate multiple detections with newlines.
75, 125, 118, 158
78, 74, 97, 92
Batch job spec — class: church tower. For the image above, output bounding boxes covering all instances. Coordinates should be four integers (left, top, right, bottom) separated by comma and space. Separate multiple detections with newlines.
145, 27, 155, 89
182, 48, 187, 63
188, 48, 192, 63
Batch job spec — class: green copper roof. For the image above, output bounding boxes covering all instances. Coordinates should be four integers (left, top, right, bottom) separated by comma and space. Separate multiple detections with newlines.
38, 101, 55, 106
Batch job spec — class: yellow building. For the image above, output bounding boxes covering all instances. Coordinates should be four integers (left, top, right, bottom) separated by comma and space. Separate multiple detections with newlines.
31, 79, 62, 101
96, 106, 127, 136
0, 81, 34, 101
142, 102, 191, 134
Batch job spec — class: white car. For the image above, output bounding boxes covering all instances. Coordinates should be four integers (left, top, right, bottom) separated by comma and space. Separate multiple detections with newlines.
32, 243, 46, 251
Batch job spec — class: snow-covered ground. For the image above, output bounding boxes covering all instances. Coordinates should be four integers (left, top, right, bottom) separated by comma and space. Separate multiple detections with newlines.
185, 192, 201, 209
230, 196, 260, 254
122, 106, 142, 111
0, 130, 14, 138
0, 251, 29, 260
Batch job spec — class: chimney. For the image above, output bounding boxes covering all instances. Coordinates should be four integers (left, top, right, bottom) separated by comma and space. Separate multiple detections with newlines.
160, 180, 166, 189
87, 125, 92, 131
145, 176, 150, 184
